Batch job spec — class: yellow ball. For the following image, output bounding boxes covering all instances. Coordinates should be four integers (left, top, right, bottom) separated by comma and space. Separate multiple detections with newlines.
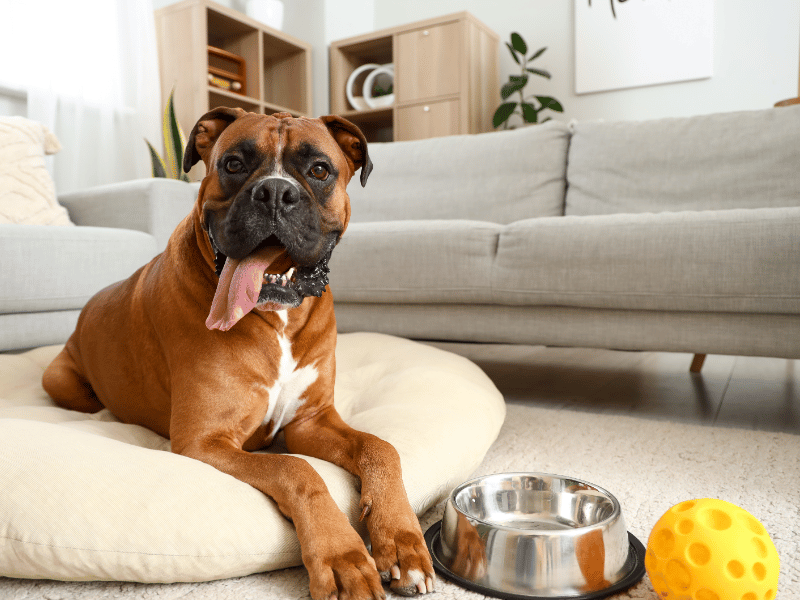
645, 499, 779, 600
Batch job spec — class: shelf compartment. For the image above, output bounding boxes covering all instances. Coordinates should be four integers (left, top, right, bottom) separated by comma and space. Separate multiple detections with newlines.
330, 34, 393, 115
208, 88, 260, 112
338, 107, 394, 143
263, 34, 310, 116
339, 106, 393, 125
206, 7, 261, 100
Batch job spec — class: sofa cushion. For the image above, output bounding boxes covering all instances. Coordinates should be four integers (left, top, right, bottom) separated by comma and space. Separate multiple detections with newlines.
0, 224, 157, 314
0, 117, 71, 226
346, 122, 570, 224
492, 207, 800, 314
329, 220, 500, 304
566, 105, 800, 216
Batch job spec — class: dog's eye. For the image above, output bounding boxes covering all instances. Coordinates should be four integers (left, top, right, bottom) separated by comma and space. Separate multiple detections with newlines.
310, 164, 329, 180
225, 159, 243, 174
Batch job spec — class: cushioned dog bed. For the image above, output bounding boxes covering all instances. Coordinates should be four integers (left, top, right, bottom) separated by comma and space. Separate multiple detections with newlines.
0, 332, 505, 583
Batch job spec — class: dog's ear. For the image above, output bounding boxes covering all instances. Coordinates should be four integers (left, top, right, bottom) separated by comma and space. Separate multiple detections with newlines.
319, 115, 372, 187
184, 107, 248, 173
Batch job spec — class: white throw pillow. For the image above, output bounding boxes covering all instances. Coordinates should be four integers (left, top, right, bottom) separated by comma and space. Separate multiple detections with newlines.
0, 333, 505, 582
0, 116, 72, 226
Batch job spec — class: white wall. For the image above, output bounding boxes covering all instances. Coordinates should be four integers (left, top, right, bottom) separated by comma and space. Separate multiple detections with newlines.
0, 85, 26, 117
373, 0, 800, 123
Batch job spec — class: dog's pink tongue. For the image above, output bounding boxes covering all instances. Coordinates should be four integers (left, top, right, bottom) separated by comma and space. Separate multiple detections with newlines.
206, 246, 285, 331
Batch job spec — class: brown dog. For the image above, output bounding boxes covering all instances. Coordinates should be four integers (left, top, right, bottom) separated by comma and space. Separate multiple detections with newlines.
42, 108, 434, 599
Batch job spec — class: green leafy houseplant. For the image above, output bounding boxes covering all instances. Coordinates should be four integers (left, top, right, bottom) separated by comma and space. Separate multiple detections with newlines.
145, 88, 190, 182
493, 32, 564, 129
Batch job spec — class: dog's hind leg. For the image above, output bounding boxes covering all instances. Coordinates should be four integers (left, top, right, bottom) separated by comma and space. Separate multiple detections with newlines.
42, 345, 104, 413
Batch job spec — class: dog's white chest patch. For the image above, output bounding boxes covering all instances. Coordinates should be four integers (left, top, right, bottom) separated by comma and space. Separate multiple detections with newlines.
262, 327, 317, 434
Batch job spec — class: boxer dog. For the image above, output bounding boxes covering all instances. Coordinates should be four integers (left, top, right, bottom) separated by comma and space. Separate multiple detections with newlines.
42, 108, 434, 599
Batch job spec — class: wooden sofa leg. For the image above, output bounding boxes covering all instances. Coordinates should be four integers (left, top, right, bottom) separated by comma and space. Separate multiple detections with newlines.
690, 354, 706, 373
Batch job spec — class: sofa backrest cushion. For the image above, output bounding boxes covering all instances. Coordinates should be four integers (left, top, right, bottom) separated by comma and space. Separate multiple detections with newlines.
565, 105, 800, 216
346, 121, 571, 224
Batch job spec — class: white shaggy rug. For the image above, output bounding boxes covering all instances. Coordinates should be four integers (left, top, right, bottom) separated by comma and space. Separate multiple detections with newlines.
2, 402, 798, 600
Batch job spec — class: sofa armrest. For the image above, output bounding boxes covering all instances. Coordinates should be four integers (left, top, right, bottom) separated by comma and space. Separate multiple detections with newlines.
58, 179, 199, 253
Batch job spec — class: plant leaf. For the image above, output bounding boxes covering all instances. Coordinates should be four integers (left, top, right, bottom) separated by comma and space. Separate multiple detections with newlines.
145, 139, 168, 178
163, 88, 186, 179
536, 96, 564, 112
527, 67, 551, 79
493, 102, 517, 128
528, 47, 547, 62
511, 32, 527, 56
501, 76, 528, 100
505, 42, 520, 65
521, 103, 539, 123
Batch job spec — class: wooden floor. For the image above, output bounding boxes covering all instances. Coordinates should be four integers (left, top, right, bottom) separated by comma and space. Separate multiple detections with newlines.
423, 342, 800, 434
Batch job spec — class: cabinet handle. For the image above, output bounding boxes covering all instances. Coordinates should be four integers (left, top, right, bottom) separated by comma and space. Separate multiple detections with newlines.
423, 106, 430, 112
423, 30, 429, 36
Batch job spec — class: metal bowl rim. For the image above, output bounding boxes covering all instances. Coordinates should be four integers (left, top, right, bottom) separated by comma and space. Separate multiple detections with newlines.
448, 471, 623, 534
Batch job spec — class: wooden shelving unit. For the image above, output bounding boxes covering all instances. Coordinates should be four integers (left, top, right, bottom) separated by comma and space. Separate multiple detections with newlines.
155, 0, 312, 146
330, 12, 499, 143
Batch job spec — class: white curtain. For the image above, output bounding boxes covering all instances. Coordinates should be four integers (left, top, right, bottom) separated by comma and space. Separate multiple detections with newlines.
0, 0, 162, 193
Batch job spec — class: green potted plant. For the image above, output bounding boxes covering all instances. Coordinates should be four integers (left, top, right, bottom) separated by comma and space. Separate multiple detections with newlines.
145, 88, 190, 182
493, 32, 564, 129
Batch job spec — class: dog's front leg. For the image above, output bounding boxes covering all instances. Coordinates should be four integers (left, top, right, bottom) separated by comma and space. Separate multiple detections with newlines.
171, 432, 384, 600
285, 406, 435, 596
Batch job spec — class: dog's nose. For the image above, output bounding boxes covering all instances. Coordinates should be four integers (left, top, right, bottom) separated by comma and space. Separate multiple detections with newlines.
252, 177, 299, 207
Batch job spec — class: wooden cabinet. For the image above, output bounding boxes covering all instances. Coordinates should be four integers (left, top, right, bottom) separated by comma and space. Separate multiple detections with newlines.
330, 12, 499, 142
155, 0, 312, 149
395, 99, 460, 141
395, 22, 461, 103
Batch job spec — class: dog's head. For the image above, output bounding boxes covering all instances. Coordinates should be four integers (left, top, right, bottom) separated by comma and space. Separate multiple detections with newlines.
184, 108, 371, 330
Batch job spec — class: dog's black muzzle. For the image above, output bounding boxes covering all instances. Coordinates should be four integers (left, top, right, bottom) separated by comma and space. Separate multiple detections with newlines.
205, 176, 340, 307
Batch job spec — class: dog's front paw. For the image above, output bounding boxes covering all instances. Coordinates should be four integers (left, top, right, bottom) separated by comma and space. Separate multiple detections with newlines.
305, 528, 385, 600
368, 508, 435, 596
307, 548, 385, 600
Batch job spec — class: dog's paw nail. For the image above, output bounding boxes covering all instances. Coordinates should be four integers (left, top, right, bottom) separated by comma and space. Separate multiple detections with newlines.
380, 570, 391, 583
360, 501, 372, 521
426, 576, 434, 593
391, 565, 401, 580
416, 581, 426, 594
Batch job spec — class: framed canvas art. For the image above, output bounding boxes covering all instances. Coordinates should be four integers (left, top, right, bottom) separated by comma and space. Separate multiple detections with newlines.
575, 0, 714, 94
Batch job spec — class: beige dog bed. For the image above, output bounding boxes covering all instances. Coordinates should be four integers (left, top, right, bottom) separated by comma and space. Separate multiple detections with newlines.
0, 332, 505, 583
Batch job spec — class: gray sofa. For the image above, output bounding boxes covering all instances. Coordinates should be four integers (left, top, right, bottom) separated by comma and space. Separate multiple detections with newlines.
0, 179, 195, 351
330, 104, 800, 360
2, 105, 799, 361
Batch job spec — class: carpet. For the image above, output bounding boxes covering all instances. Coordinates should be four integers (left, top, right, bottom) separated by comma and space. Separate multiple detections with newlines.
2, 402, 798, 600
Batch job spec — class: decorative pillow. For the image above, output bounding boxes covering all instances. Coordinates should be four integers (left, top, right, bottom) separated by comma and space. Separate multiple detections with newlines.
0, 332, 505, 583
0, 116, 72, 226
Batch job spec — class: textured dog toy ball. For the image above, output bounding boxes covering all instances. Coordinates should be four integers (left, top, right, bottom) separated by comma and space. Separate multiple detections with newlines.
645, 499, 779, 600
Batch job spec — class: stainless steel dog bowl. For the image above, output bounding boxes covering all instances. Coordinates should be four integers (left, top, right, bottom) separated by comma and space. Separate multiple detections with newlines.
425, 473, 645, 599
